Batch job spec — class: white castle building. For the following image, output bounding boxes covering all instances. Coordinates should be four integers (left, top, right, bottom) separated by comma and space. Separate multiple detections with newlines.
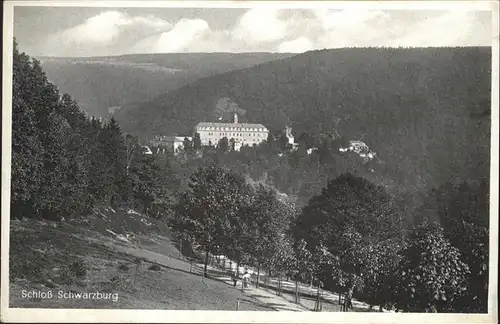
195, 113, 268, 151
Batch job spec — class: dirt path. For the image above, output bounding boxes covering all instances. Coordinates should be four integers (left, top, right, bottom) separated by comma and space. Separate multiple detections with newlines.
116, 244, 309, 312
198, 258, 389, 312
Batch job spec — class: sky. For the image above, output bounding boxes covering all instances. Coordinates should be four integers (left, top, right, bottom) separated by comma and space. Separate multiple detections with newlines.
13, 6, 493, 57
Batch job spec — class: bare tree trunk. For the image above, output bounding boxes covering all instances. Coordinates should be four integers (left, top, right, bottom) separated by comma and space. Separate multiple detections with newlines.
256, 265, 260, 288
315, 283, 321, 311
344, 286, 354, 312
280, 272, 283, 296
179, 239, 183, 260
203, 245, 210, 278
276, 274, 279, 296
125, 136, 135, 176
280, 273, 284, 296
349, 286, 354, 310
276, 273, 279, 296
298, 280, 301, 303
295, 278, 299, 304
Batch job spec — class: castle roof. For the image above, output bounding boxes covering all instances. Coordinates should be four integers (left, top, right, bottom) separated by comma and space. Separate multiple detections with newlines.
196, 122, 268, 130
151, 135, 192, 142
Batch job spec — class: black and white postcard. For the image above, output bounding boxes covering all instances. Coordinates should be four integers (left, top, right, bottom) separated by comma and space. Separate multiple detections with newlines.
1, 1, 498, 323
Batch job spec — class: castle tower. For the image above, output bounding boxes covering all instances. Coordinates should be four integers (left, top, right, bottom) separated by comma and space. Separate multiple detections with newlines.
285, 126, 294, 145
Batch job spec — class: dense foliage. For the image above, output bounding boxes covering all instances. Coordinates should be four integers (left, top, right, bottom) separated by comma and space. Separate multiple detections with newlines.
116, 47, 491, 193
11, 41, 178, 220
416, 180, 490, 312
11, 41, 491, 313
394, 224, 470, 312
170, 162, 296, 277
168, 136, 388, 211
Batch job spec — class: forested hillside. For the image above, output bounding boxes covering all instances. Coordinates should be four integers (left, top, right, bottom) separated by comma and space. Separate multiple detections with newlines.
38, 53, 295, 118
116, 47, 491, 191
11, 41, 179, 221
10, 41, 491, 314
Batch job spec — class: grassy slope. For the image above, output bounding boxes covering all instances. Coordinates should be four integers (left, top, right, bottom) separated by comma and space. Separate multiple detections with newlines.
9, 208, 270, 311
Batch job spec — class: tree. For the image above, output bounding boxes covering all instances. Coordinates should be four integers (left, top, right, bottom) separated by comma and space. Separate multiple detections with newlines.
291, 239, 312, 300
11, 40, 93, 220
417, 180, 489, 312
245, 185, 295, 287
11, 40, 146, 221
311, 244, 336, 311
11, 41, 44, 218
317, 136, 334, 166
98, 118, 127, 207
229, 138, 236, 151
266, 132, 278, 153
193, 132, 202, 151
450, 221, 489, 312
293, 173, 405, 310
270, 234, 295, 296
125, 134, 139, 175
217, 137, 229, 153
183, 137, 193, 154
128, 152, 163, 214
329, 226, 367, 311
290, 240, 335, 308
297, 132, 315, 150
35, 111, 75, 220
276, 131, 290, 151
148, 155, 181, 219
296, 173, 403, 253
218, 180, 255, 275
394, 223, 469, 312
171, 163, 248, 277
361, 237, 406, 311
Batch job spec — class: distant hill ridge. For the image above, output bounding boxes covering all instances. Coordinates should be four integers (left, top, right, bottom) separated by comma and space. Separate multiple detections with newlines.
115, 46, 491, 191
38, 52, 297, 117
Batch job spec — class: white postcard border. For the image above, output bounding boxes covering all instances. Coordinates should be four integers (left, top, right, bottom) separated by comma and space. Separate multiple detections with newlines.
2, 1, 498, 323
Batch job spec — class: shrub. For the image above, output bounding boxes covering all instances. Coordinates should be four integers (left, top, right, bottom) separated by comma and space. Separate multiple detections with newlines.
69, 259, 87, 278
148, 264, 162, 271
